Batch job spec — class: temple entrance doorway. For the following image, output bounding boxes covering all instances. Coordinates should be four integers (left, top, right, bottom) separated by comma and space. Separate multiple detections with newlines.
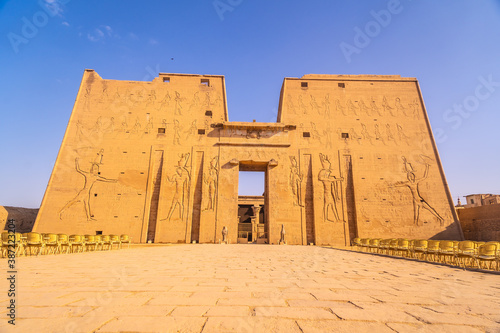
237, 166, 267, 244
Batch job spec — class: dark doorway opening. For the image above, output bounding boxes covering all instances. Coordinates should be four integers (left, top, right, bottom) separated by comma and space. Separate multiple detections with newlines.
237, 166, 267, 243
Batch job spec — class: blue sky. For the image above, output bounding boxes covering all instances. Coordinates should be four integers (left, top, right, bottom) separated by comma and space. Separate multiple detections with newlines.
0, 0, 499, 208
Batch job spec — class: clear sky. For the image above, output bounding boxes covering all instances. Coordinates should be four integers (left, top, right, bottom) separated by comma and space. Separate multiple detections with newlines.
1, 0, 499, 208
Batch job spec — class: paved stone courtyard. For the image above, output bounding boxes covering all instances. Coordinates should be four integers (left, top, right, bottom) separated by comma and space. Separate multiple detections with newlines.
1, 244, 499, 332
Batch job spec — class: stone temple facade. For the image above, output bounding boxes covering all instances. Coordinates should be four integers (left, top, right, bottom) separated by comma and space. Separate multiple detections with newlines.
33, 70, 464, 246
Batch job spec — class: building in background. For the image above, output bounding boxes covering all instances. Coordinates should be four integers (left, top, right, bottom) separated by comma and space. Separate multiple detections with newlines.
457, 194, 500, 242
464, 194, 500, 208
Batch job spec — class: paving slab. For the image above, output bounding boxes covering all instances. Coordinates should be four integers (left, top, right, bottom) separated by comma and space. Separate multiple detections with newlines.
0, 244, 499, 332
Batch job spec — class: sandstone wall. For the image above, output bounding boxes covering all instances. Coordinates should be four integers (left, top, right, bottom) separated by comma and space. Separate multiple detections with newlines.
33, 71, 463, 244
458, 205, 500, 241
1, 206, 39, 233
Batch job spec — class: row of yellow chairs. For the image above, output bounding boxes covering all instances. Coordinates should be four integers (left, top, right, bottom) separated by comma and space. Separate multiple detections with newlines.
352, 238, 500, 271
1, 232, 131, 257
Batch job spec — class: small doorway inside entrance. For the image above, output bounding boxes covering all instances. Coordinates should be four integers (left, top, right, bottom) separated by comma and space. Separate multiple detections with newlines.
237, 170, 267, 243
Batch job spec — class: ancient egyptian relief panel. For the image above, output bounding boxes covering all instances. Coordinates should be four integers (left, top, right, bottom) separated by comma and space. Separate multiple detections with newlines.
353, 153, 455, 238
313, 152, 348, 246
35, 72, 227, 238
155, 152, 191, 242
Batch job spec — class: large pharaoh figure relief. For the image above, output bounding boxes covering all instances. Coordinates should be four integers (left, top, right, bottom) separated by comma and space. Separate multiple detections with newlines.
59, 149, 117, 221
318, 153, 344, 222
392, 156, 444, 226
162, 153, 191, 221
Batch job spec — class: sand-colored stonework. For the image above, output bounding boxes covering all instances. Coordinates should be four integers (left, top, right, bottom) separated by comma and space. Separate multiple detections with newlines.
33, 70, 463, 245
1, 206, 38, 233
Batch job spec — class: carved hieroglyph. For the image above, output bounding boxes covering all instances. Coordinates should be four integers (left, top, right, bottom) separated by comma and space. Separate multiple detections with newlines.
173, 119, 181, 145
159, 91, 171, 111
318, 153, 343, 222
310, 95, 321, 115
174, 91, 183, 115
347, 99, 358, 116
204, 156, 219, 211
323, 94, 331, 116
289, 156, 303, 207
185, 120, 197, 139
361, 123, 374, 145
382, 96, 395, 116
393, 156, 444, 226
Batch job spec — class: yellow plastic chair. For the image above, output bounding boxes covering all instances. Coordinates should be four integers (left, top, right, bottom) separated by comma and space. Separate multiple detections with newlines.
101, 235, 112, 250
396, 239, 410, 257
69, 235, 85, 253
454, 240, 476, 268
359, 238, 371, 252
378, 239, 390, 255
475, 242, 499, 271
425, 240, 440, 262
95, 235, 103, 251
21, 233, 28, 246
120, 234, 131, 249
110, 235, 121, 250
437, 240, 455, 264
352, 237, 361, 250
368, 238, 381, 253
388, 239, 399, 256
412, 240, 427, 260
407, 239, 415, 258
57, 234, 71, 254
44, 233, 59, 254
25, 232, 45, 256
84, 235, 97, 251
1, 232, 26, 257
474, 242, 485, 252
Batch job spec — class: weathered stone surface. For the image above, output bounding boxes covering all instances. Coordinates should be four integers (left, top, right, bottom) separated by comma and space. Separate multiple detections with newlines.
1, 206, 38, 232
33, 71, 463, 244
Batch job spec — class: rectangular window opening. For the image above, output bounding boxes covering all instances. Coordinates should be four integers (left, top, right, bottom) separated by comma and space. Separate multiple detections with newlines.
301, 82, 308, 88
201, 79, 210, 86
205, 110, 213, 117
338, 82, 345, 88
303, 132, 311, 138
158, 128, 166, 134
163, 77, 170, 83
198, 129, 206, 135
96, 231, 103, 235
341, 133, 349, 139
